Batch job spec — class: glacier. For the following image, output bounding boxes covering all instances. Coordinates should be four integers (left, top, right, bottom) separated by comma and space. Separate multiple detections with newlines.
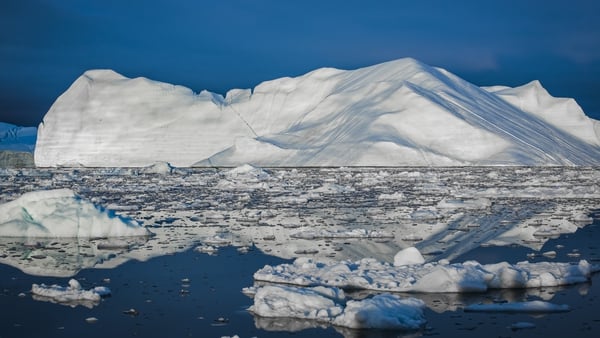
34, 58, 600, 167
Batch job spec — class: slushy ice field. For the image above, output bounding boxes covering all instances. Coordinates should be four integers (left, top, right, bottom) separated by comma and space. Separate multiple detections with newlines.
1, 166, 599, 337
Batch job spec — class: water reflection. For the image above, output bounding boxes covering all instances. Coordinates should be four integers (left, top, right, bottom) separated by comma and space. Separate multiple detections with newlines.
0, 167, 598, 278
0, 236, 149, 277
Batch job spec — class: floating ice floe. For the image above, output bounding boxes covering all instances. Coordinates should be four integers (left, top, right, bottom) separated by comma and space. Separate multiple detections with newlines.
254, 248, 600, 293
290, 228, 393, 240
464, 300, 570, 313
0, 189, 151, 238
31, 278, 110, 308
248, 284, 426, 330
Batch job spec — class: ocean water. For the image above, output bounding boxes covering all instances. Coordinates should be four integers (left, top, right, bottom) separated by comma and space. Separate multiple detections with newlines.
0, 167, 599, 337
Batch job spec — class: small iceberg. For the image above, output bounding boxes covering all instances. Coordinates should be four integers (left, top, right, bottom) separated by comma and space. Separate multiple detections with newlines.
248, 284, 426, 330
0, 189, 151, 238
31, 278, 111, 308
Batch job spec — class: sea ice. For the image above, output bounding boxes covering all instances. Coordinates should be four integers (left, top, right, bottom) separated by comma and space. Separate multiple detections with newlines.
31, 278, 110, 308
0, 189, 151, 237
248, 284, 426, 330
249, 285, 344, 322
332, 294, 426, 330
254, 249, 599, 293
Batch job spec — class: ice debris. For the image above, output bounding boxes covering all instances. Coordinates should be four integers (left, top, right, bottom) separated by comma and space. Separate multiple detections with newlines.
254, 248, 599, 293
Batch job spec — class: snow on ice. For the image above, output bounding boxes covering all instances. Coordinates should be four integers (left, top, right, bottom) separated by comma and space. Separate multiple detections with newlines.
34, 58, 600, 167
0, 189, 151, 237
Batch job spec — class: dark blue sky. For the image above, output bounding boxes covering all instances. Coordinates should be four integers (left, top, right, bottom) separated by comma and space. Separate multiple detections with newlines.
1, 0, 599, 126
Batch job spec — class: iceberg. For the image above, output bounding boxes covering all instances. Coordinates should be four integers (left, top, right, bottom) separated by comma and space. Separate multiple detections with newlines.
0, 189, 151, 238
248, 284, 426, 331
34, 58, 600, 167
0, 122, 36, 167
0, 122, 36, 153
253, 254, 599, 293
31, 278, 110, 308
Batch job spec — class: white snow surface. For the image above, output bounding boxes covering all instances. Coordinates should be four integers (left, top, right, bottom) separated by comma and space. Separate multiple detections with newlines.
34, 58, 600, 167
0, 189, 151, 237
249, 284, 426, 330
0, 122, 36, 152
31, 278, 110, 306
254, 254, 599, 293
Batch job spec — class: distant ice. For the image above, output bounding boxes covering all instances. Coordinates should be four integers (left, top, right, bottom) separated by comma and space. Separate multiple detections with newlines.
0, 189, 151, 237
0, 122, 36, 153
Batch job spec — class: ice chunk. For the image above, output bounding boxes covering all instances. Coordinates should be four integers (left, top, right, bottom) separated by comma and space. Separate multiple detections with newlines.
394, 247, 426, 266
31, 278, 111, 308
249, 285, 344, 321
249, 284, 426, 330
333, 295, 426, 330
254, 257, 599, 293
0, 189, 151, 237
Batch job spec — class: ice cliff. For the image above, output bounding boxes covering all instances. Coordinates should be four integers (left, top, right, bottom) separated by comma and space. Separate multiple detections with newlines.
34, 58, 600, 167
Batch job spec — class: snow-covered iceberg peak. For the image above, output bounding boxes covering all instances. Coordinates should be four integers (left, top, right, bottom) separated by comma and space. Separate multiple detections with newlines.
484, 80, 600, 146
0, 189, 151, 237
35, 58, 600, 167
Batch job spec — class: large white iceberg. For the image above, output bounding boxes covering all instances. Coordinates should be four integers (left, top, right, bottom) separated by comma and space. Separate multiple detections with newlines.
34, 58, 600, 167
0, 189, 151, 237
